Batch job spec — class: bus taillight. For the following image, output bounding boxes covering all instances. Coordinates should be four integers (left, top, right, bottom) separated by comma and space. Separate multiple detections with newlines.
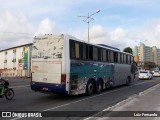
30, 72, 32, 85
61, 74, 66, 84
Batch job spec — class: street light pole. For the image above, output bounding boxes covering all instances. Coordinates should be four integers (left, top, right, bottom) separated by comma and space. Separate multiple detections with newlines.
78, 10, 101, 43
88, 13, 89, 42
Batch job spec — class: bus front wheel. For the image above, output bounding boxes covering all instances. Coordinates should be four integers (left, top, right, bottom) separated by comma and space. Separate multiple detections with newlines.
86, 81, 95, 95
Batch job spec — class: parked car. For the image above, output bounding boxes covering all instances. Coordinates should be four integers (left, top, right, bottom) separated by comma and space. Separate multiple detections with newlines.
138, 70, 153, 80
153, 70, 160, 77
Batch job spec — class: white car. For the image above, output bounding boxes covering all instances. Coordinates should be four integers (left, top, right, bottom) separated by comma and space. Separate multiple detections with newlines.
138, 70, 153, 80
153, 70, 160, 77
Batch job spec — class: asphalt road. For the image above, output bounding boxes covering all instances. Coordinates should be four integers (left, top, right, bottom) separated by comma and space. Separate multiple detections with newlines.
1, 77, 160, 120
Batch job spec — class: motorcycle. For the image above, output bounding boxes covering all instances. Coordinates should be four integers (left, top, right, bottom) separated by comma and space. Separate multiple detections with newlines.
0, 79, 14, 100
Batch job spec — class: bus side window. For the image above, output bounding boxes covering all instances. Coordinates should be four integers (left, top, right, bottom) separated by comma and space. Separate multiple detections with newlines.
126, 55, 128, 64
89, 46, 93, 60
114, 52, 118, 63
75, 42, 80, 59
118, 53, 121, 63
103, 49, 106, 62
106, 50, 109, 62
126, 55, 129, 64
93, 47, 98, 61
86, 45, 89, 60
70, 40, 75, 59
108, 50, 111, 62
120, 54, 122, 63
123, 54, 125, 63
124, 54, 126, 64
110, 51, 114, 63
128, 55, 131, 64
82, 44, 87, 60
98, 48, 102, 61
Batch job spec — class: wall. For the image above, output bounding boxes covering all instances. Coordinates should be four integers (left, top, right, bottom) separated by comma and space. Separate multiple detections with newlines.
0, 44, 32, 77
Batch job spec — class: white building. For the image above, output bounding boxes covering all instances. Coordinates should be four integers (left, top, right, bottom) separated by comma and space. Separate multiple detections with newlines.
0, 43, 32, 77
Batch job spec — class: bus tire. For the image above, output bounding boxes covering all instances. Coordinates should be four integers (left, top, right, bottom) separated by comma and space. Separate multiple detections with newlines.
96, 80, 103, 94
86, 80, 95, 95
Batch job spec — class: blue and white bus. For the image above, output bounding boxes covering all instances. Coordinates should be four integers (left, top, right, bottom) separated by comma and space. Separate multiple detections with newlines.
31, 34, 136, 95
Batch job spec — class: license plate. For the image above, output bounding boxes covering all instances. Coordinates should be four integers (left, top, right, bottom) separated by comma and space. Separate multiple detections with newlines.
42, 87, 48, 91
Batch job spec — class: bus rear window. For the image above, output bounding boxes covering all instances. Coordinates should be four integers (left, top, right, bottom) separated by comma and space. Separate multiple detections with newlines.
32, 36, 63, 59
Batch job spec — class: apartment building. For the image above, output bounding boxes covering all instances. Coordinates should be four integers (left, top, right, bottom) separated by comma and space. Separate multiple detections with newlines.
0, 43, 32, 77
134, 43, 160, 66
152, 46, 160, 66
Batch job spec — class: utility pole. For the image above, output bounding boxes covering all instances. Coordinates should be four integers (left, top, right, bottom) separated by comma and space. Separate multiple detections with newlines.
78, 10, 101, 43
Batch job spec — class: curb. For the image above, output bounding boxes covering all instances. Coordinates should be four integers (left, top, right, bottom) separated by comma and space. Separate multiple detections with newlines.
138, 83, 160, 96
83, 82, 160, 120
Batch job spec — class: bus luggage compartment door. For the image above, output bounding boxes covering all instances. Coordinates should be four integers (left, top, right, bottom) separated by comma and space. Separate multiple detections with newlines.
32, 60, 62, 84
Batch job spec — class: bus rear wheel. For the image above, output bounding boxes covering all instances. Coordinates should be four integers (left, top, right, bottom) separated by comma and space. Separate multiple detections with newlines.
96, 80, 103, 94
86, 81, 95, 95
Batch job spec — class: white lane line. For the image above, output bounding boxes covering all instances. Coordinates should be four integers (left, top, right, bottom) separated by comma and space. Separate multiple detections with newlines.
83, 82, 160, 120
10, 80, 158, 120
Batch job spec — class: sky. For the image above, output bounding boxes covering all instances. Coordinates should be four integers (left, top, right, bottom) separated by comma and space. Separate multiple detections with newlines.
0, 0, 160, 51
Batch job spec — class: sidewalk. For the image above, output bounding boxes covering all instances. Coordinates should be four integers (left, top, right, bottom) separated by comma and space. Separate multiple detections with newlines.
88, 83, 160, 120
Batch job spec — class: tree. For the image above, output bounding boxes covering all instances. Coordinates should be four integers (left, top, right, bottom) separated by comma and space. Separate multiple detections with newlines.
123, 47, 133, 54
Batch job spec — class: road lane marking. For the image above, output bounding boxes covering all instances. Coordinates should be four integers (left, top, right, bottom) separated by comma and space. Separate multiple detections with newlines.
42, 80, 154, 111
10, 80, 160, 120
84, 82, 160, 120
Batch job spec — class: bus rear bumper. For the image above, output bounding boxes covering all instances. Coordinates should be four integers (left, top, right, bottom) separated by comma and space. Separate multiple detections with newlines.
31, 82, 68, 95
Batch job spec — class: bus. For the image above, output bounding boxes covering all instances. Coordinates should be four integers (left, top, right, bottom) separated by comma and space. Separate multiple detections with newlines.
31, 34, 136, 95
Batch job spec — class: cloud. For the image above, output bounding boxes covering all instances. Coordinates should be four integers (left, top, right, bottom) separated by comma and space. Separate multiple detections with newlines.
0, 11, 34, 50
0, 11, 34, 37
140, 20, 160, 47
83, 25, 110, 43
0, 11, 60, 50
81, 25, 128, 50
125, 20, 160, 49
88, 25, 107, 39
1, 0, 160, 52
36, 18, 57, 34
111, 27, 125, 40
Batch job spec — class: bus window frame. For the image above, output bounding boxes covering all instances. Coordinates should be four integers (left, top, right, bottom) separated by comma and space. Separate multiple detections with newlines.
93, 46, 98, 61
102, 49, 107, 62
69, 39, 81, 60
81, 43, 88, 60
70, 39, 133, 65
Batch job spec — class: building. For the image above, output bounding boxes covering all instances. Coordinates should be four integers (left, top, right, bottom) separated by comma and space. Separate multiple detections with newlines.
134, 46, 139, 62
138, 43, 152, 62
152, 46, 160, 66
134, 43, 160, 67
0, 43, 32, 77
